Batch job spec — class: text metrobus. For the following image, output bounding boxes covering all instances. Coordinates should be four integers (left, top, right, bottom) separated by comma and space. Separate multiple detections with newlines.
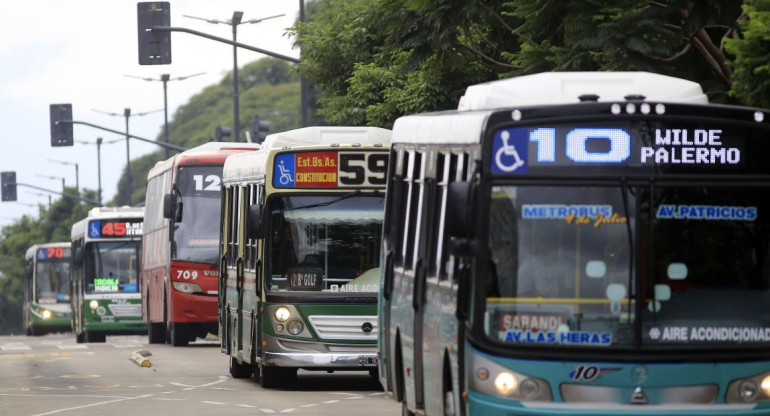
142, 142, 259, 346
70, 206, 145, 343
221, 126, 391, 387
23, 242, 72, 335
378, 72, 770, 415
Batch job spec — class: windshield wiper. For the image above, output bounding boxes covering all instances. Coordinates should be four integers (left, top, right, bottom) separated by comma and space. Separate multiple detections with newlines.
284, 190, 368, 211
619, 178, 639, 347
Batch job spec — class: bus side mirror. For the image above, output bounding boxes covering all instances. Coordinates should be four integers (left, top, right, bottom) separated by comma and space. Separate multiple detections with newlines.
163, 193, 175, 219
446, 182, 473, 239
247, 204, 264, 239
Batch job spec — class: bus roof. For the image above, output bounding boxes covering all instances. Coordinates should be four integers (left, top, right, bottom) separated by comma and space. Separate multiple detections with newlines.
25, 242, 71, 260
457, 71, 708, 111
147, 141, 260, 180
222, 127, 392, 183
392, 72, 708, 145
262, 126, 391, 149
71, 206, 144, 240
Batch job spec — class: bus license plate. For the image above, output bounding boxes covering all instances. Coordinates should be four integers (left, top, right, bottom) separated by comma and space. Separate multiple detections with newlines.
358, 356, 377, 366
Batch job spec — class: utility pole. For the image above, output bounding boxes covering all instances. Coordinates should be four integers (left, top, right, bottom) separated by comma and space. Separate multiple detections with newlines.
183, 11, 284, 142
124, 72, 204, 158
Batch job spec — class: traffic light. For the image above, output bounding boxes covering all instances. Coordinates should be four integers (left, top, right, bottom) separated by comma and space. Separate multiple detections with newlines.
50, 104, 73, 147
137, 2, 171, 65
251, 116, 270, 144
1, 171, 17, 202
215, 126, 232, 141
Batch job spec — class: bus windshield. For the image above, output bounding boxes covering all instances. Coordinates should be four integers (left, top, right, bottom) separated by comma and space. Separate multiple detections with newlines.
485, 185, 635, 348
484, 184, 770, 349
85, 241, 141, 294
35, 260, 70, 303
267, 194, 384, 293
173, 165, 222, 264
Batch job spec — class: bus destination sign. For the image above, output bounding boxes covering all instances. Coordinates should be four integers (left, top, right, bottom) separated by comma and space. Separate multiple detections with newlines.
273, 151, 388, 188
88, 220, 143, 239
489, 121, 769, 176
36, 247, 70, 261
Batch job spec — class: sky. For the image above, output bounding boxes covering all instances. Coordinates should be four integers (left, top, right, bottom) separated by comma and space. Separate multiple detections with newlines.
0, 0, 301, 228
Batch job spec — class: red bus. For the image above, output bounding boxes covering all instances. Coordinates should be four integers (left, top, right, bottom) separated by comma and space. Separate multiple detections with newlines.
142, 142, 259, 346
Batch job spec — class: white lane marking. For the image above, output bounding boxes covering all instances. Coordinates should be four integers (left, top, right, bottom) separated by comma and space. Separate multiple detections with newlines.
170, 376, 228, 389
280, 409, 296, 413
56, 345, 88, 350
29, 394, 153, 416
330, 392, 360, 396
323, 400, 340, 404
1, 343, 31, 351
299, 404, 318, 408
153, 398, 184, 401
259, 410, 276, 414
201, 401, 226, 405
237, 404, 256, 408
344, 397, 363, 400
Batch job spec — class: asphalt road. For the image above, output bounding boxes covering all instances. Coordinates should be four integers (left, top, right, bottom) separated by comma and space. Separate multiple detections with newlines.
0, 333, 400, 416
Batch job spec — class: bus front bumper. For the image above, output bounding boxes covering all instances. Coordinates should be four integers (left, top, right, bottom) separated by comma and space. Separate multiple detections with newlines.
262, 335, 377, 369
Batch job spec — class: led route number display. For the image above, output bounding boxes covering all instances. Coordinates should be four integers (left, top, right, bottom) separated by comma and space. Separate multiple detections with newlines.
36, 247, 70, 261
88, 220, 143, 239
273, 151, 388, 188
490, 122, 758, 175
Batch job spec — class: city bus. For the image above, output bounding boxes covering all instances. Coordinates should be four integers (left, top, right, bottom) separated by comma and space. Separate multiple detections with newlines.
71, 206, 145, 343
23, 242, 72, 335
221, 126, 391, 387
142, 142, 259, 346
378, 72, 770, 415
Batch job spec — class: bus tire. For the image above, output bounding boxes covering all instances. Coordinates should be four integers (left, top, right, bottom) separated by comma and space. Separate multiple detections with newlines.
86, 331, 106, 343
170, 322, 189, 347
229, 356, 252, 379
261, 366, 296, 389
76, 331, 85, 344
147, 300, 165, 344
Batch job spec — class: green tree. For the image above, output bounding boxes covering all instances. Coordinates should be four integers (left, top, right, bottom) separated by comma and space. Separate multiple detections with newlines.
294, 0, 766, 127
0, 188, 97, 334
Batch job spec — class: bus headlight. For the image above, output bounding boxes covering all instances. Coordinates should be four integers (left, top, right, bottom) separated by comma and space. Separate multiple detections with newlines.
287, 320, 304, 335
494, 372, 518, 395
172, 282, 203, 294
727, 372, 770, 402
89, 300, 99, 310
274, 307, 291, 322
469, 351, 552, 402
42, 310, 52, 320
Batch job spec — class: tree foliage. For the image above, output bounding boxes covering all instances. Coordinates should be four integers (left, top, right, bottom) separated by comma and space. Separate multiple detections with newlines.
294, 0, 768, 127
0, 189, 97, 334
111, 58, 302, 206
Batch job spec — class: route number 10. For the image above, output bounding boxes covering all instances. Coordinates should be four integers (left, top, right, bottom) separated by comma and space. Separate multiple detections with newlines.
531, 128, 631, 164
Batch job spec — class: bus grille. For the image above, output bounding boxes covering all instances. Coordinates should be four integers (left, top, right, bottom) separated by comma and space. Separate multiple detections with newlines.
108, 304, 141, 317
307, 315, 378, 341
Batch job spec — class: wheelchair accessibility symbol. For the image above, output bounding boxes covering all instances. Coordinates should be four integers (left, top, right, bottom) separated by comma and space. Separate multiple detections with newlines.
492, 128, 528, 174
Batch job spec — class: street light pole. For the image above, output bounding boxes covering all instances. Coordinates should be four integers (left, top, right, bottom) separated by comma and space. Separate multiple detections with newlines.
96, 137, 103, 204
93, 108, 162, 205
124, 72, 205, 158
47, 159, 79, 192
36, 174, 65, 193
183, 12, 284, 142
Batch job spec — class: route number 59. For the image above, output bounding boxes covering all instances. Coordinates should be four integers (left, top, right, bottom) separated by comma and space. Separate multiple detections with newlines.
339, 153, 388, 186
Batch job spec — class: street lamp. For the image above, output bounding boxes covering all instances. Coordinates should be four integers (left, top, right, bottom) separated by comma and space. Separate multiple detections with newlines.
92, 108, 162, 205
76, 137, 121, 205
47, 159, 79, 192
36, 174, 65, 193
183, 11, 284, 142
124, 72, 205, 159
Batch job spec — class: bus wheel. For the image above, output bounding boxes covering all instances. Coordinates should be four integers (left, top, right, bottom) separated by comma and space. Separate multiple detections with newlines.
229, 356, 252, 379
147, 301, 165, 344
86, 331, 106, 343
76, 331, 85, 344
261, 366, 296, 389
170, 322, 189, 347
